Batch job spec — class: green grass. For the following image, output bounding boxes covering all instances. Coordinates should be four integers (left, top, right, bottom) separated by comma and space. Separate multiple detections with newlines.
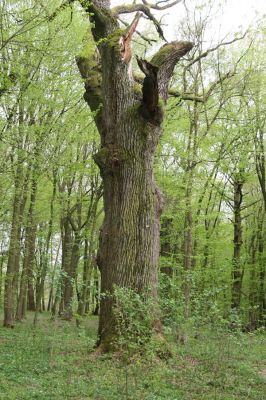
0, 312, 265, 399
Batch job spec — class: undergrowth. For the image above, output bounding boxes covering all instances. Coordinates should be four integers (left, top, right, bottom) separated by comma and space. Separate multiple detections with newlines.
0, 312, 265, 400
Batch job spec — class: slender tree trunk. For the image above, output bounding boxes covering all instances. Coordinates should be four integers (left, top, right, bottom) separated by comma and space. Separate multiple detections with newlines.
47, 289, 53, 312
183, 204, 193, 318
257, 212, 265, 325
0, 260, 2, 302
34, 172, 57, 325
27, 270, 36, 311
41, 292, 45, 311
47, 238, 60, 313
16, 224, 37, 320
51, 238, 64, 318
62, 232, 80, 320
182, 95, 200, 318
77, 237, 90, 319
52, 277, 62, 317
254, 129, 266, 325
200, 183, 223, 294
16, 176, 37, 321
231, 178, 244, 310
255, 129, 266, 212
160, 217, 174, 277
183, 167, 194, 318
55, 216, 72, 316
93, 274, 99, 316
3, 164, 28, 327
248, 222, 258, 329
77, 192, 101, 319
0, 253, 5, 302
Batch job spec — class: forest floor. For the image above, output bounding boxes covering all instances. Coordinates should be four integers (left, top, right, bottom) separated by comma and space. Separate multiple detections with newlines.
0, 312, 265, 400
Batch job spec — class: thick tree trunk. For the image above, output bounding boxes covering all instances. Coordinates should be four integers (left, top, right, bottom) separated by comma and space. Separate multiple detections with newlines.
77, 0, 193, 350
95, 125, 163, 347
80, 43, 163, 348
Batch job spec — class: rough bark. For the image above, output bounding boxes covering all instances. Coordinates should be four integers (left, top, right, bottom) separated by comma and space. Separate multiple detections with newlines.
77, 0, 193, 350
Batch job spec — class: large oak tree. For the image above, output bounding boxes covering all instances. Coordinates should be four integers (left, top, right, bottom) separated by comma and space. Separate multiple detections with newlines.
76, 0, 193, 351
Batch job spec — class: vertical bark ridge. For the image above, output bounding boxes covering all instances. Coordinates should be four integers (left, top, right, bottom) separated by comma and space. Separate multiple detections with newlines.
77, 2, 193, 350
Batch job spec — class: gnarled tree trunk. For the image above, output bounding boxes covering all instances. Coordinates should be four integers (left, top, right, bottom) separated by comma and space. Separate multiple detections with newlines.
77, 0, 193, 350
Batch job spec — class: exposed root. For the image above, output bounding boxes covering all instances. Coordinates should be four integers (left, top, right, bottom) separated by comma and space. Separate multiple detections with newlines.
89, 343, 110, 360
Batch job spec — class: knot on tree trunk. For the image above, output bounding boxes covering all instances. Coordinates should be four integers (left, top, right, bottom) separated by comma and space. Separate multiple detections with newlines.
93, 145, 130, 173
